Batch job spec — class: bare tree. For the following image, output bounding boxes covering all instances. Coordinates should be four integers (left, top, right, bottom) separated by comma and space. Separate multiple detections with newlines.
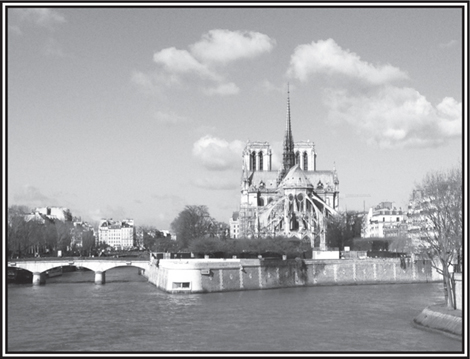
8, 215, 45, 258
170, 205, 215, 250
413, 165, 462, 309
55, 219, 73, 253
81, 230, 95, 256
326, 210, 362, 250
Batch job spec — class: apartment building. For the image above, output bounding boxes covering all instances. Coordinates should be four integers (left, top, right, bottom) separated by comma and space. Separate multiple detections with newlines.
362, 202, 405, 238
98, 219, 135, 250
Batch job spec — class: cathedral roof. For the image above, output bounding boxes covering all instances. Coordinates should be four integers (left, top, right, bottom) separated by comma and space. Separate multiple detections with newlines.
304, 171, 338, 191
250, 171, 279, 190
279, 164, 313, 188
248, 168, 338, 192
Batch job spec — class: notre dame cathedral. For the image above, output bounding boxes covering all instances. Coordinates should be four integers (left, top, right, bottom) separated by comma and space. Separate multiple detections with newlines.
234, 87, 340, 249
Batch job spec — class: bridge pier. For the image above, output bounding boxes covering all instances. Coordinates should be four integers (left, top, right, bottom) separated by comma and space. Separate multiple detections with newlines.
32, 272, 46, 286
94, 271, 106, 285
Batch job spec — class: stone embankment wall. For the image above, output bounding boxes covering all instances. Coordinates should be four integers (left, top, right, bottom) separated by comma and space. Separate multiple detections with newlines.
413, 306, 462, 340
146, 257, 439, 294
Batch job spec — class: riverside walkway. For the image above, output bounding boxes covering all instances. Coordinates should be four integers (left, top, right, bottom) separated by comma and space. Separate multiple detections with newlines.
7, 257, 150, 285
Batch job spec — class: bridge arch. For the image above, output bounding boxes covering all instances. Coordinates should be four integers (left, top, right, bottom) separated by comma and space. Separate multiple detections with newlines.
7, 259, 150, 286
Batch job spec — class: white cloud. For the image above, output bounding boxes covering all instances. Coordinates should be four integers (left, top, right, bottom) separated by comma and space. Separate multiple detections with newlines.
436, 97, 462, 137
203, 82, 240, 96
153, 47, 220, 81
192, 135, 245, 171
190, 29, 275, 64
287, 38, 461, 149
137, 29, 275, 96
9, 9, 67, 56
324, 86, 462, 149
287, 38, 408, 85
15, 8, 66, 28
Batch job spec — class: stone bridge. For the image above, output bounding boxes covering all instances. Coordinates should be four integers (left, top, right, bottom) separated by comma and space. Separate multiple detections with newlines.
7, 258, 150, 285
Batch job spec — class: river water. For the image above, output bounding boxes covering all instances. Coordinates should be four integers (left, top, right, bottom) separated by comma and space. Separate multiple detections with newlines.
6, 267, 462, 354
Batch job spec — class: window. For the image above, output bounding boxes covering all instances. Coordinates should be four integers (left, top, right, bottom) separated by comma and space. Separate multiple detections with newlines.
295, 151, 300, 165
303, 152, 308, 170
172, 282, 190, 289
258, 152, 263, 171
250, 152, 256, 171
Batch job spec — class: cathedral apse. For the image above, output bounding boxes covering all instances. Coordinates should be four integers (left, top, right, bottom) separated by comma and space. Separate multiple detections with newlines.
236, 88, 339, 249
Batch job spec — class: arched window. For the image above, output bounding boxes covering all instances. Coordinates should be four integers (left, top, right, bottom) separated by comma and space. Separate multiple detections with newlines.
258, 197, 264, 206
250, 152, 256, 171
303, 152, 308, 170
258, 152, 263, 171
295, 151, 300, 165
297, 193, 304, 212
288, 194, 294, 212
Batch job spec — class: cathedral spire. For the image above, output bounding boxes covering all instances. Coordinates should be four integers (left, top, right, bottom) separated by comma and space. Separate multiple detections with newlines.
277, 84, 296, 185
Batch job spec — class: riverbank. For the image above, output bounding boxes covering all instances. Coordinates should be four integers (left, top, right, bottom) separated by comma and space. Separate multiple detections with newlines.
413, 305, 462, 341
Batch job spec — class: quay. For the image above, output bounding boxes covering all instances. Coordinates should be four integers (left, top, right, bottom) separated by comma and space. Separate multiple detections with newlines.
145, 256, 440, 294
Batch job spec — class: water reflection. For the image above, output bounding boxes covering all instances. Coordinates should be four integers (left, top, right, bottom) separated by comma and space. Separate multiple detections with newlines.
166, 293, 203, 307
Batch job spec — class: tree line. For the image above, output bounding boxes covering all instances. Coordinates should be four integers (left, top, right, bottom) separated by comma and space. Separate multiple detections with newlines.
7, 205, 94, 258
167, 204, 360, 257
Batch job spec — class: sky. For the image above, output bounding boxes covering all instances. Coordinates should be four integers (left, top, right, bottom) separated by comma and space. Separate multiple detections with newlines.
4, 3, 465, 230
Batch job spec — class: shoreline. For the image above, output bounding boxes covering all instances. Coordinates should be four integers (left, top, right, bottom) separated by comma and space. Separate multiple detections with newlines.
412, 305, 462, 341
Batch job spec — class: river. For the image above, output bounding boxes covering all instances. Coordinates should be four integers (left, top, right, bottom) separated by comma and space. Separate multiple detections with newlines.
6, 266, 462, 353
